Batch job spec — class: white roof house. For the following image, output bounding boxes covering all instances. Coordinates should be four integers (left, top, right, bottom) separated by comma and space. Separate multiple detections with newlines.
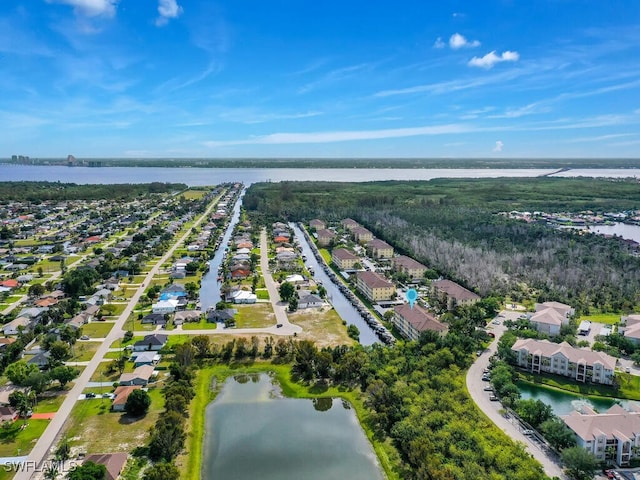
152, 299, 179, 314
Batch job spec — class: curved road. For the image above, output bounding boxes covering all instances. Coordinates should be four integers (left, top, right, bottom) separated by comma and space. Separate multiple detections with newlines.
466, 310, 566, 479
16, 191, 225, 480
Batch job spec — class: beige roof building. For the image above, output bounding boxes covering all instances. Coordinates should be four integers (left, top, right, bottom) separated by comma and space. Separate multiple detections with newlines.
367, 239, 394, 259
316, 229, 336, 247
392, 304, 446, 341
331, 248, 359, 270
392, 255, 427, 280
563, 404, 640, 466
512, 338, 616, 385
310, 219, 326, 230
352, 226, 373, 244
341, 218, 360, 231
431, 279, 480, 309
529, 308, 567, 336
356, 271, 395, 302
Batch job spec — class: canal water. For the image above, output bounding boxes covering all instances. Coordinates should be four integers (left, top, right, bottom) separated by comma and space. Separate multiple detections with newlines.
588, 222, 640, 243
198, 189, 244, 311
291, 224, 380, 345
201, 374, 384, 480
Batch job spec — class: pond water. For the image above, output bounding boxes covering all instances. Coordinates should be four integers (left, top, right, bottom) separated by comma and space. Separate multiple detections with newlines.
202, 374, 383, 480
588, 222, 640, 243
517, 382, 633, 416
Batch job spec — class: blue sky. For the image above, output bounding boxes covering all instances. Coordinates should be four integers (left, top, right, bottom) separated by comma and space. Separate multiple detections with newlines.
1, 0, 639, 158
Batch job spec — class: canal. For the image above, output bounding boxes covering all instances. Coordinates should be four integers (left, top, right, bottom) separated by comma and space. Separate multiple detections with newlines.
199, 188, 244, 311
291, 224, 380, 346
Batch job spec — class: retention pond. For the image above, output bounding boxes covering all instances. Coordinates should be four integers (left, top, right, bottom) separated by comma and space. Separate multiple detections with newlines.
202, 373, 384, 480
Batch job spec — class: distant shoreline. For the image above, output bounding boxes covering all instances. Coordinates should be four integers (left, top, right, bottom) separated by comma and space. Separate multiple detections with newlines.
3, 157, 640, 169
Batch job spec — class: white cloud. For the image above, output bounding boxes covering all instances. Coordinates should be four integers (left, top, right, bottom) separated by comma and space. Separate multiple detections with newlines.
433, 37, 445, 49
449, 33, 480, 49
156, 0, 183, 26
493, 140, 504, 152
47, 0, 119, 18
204, 123, 470, 147
469, 50, 520, 69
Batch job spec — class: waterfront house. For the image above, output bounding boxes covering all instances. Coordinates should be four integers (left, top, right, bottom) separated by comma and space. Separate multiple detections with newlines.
431, 279, 480, 310
331, 248, 359, 270
141, 313, 167, 325
298, 292, 324, 309
392, 303, 446, 341
356, 271, 396, 302
563, 404, 640, 466
512, 338, 615, 385
151, 299, 178, 315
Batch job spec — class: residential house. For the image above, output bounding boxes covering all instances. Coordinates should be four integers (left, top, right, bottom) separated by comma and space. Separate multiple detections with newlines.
276, 251, 298, 268
331, 248, 359, 270
133, 334, 168, 352
529, 302, 574, 336
366, 238, 394, 259
621, 315, 640, 344
160, 284, 187, 298
0, 385, 28, 406
3, 317, 32, 335
111, 386, 142, 411
0, 337, 17, 354
207, 309, 235, 323
26, 351, 51, 369
392, 255, 427, 280
151, 299, 178, 315
229, 290, 257, 304
174, 310, 202, 324
141, 313, 167, 326
316, 229, 336, 247
431, 279, 480, 310
65, 315, 86, 330
352, 227, 373, 244
341, 218, 360, 231
0, 406, 18, 422
133, 351, 161, 367
392, 304, 447, 341
83, 453, 129, 480
310, 219, 326, 230
298, 292, 324, 309
563, 404, 640, 466
511, 338, 616, 385
119, 365, 156, 386
356, 271, 396, 302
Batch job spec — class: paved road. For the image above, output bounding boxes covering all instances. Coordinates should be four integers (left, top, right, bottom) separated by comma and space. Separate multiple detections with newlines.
16, 191, 224, 480
258, 229, 301, 335
466, 310, 567, 479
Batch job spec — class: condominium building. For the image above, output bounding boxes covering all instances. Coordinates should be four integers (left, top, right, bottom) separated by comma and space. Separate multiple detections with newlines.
512, 338, 616, 385
392, 255, 427, 280
356, 271, 396, 302
392, 303, 446, 341
331, 248, 359, 270
367, 239, 394, 259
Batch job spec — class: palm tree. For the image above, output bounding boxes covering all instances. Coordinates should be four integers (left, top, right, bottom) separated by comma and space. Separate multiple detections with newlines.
43, 463, 58, 480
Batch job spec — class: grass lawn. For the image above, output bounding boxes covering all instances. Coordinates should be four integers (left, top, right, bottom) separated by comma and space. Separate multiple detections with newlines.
178, 363, 400, 480
181, 190, 206, 200
100, 303, 127, 316
68, 342, 100, 362
110, 337, 143, 349
81, 321, 115, 338
233, 304, 276, 329
318, 248, 332, 264
63, 387, 164, 454
256, 289, 269, 300
578, 312, 621, 325
0, 419, 50, 457
182, 320, 219, 330
34, 391, 68, 413
289, 307, 354, 348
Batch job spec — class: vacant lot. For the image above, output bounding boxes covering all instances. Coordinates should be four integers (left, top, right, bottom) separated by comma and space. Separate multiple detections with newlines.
233, 303, 276, 329
81, 321, 115, 338
0, 419, 49, 457
63, 387, 164, 454
289, 307, 354, 347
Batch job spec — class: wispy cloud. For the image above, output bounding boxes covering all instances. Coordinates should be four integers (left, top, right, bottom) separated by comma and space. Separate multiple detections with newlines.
46, 0, 119, 18
469, 50, 519, 68
493, 140, 504, 152
449, 33, 480, 49
433, 37, 445, 49
297, 63, 371, 94
489, 102, 550, 119
219, 110, 323, 124
156, 0, 183, 27
204, 123, 470, 147
564, 133, 638, 143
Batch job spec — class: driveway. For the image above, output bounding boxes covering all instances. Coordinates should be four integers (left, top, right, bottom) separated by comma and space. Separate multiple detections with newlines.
466, 310, 567, 479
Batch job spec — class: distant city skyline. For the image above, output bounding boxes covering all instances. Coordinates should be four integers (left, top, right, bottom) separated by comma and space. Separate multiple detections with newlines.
1, 1, 639, 158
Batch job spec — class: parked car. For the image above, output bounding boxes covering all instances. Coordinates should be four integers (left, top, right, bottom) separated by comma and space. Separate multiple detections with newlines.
276, 324, 283, 328
483, 386, 493, 391
489, 395, 499, 401
522, 429, 534, 435
86, 392, 96, 398
80, 335, 90, 340
482, 376, 490, 382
